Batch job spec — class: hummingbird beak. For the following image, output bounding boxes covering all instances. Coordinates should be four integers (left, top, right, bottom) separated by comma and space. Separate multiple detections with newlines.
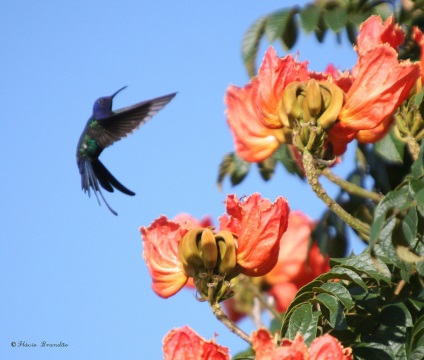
111, 86, 127, 99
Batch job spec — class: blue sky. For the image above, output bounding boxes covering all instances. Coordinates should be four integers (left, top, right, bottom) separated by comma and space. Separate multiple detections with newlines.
1, 1, 361, 359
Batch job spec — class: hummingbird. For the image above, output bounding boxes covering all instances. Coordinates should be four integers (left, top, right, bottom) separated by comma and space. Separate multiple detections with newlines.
77, 86, 176, 215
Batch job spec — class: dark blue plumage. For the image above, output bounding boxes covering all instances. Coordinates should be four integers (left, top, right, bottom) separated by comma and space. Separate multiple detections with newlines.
77, 86, 176, 215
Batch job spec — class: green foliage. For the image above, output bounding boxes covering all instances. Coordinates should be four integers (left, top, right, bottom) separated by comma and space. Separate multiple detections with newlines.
279, 248, 424, 359
216, 144, 304, 189
241, 0, 391, 77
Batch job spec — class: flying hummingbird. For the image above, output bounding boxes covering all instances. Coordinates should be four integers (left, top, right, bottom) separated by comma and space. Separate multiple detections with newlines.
77, 86, 176, 215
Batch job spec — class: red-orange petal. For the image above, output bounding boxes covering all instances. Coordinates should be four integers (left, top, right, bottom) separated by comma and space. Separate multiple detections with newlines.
339, 44, 420, 132
252, 328, 276, 360
356, 15, 404, 54
219, 193, 290, 276
309, 334, 353, 360
141, 216, 188, 298
163, 326, 203, 360
163, 326, 230, 360
257, 47, 309, 129
274, 334, 308, 360
265, 211, 315, 284
225, 80, 280, 162
355, 115, 393, 143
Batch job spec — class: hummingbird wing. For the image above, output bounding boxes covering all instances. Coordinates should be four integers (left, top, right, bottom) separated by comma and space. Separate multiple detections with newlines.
95, 92, 177, 148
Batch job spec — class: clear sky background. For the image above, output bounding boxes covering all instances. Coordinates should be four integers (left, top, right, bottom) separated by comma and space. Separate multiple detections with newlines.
1, 1, 362, 359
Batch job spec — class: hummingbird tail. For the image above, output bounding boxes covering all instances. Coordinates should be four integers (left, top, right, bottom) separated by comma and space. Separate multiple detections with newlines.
91, 159, 135, 196
79, 159, 118, 216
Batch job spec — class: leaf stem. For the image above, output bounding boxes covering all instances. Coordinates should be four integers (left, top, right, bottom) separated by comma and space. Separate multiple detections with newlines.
319, 168, 383, 203
302, 150, 371, 237
210, 302, 252, 344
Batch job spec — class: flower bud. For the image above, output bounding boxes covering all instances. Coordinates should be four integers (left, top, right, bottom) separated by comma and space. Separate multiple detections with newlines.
279, 79, 344, 156
200, 228, 218, 270
305, 79, 323, 118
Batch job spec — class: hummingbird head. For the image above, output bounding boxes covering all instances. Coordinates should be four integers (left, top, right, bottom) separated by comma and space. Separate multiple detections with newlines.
92, 86, 127, 119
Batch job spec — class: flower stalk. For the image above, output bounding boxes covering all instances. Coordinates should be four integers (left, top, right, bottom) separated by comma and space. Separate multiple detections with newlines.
319, 167, 383, 203
302, 150, 371, 238
210, 301, 252, 344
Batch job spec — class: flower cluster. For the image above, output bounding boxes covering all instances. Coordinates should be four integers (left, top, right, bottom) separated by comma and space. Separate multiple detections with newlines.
162, 327, 352, 360
141, 193, 289, 303
163, 326, 230, 360
252, 329, 352, 360
226, 16, 421, 161
224, 211, 329, 321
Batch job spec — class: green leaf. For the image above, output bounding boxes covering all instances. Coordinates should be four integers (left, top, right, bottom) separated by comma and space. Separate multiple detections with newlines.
410, 178, 424, 217
369, 187, 409, 247
410, 314, 424, 352
216, 152, 250, 190
273, 144, 304, 179
378, 303, 413, 328
377, 217, 400, 268
287, 303, 318, 344
314, 14, 327, 43
242, 16, 267, 77
402, 208, 418, 247
374, 128, 405, 163
300, 5, 320, 33
330, 252, 391, 284
413, 89, 424, 107
323, 7, 347, 33
311, 293, 347, 330
411, 141, 424, 178
345, 21, 358, 45
410, 347, 424, 360
319, 267, 368, 291
281, 10, 298, 50
352, 342, 395, 360
315, 282, 354, 310
281, 292, 315, 336
257, 157, 276, 181
265, 10, 290, 42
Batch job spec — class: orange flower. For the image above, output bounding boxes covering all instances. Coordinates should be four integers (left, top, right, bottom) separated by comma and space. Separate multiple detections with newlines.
225, 79, 281, 162
172, 213, 214, 289
356, 15, 404, 54
219, 193, 290, 277
328, 44, 420, 155
309, 334, 353, 360
412, 26, 424, 84
163, 326, 230, 360
264, 211, 329, 312
140, 216, 189, 298
256, 47, 309, 129
252, 329, 352, 360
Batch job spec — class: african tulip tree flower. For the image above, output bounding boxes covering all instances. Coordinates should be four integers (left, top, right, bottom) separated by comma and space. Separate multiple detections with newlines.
256, 47, 309, 129
141, 216, 189, 298
252, 329, 353, 360
163, 326, 230, 360
265, 211, 329, 312
141, 193, 290, 302
225, 48, 308, 162
327, 43, 420, 155
412, 26, 424, 85
223, 211, 329, 321
225, 16, 420, 161
225, 79, 283, 162
219, 193, 290, 277
356, 15, 404, 54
